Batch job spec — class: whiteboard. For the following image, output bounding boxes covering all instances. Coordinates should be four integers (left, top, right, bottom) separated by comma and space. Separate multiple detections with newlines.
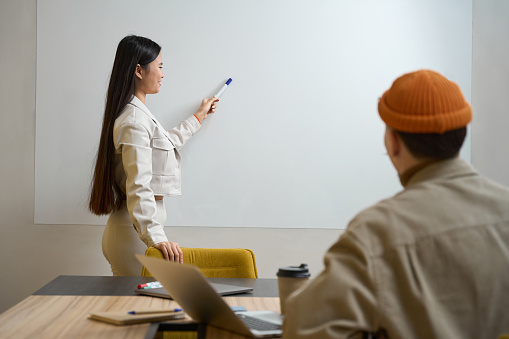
35, 0, 472, 228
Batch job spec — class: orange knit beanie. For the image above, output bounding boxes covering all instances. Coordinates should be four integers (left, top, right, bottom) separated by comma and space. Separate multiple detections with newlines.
378, 70, 472, 134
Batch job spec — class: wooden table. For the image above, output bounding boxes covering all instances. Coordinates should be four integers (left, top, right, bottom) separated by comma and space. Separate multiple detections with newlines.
0, 276, 281, 339
0, 295, 280, 339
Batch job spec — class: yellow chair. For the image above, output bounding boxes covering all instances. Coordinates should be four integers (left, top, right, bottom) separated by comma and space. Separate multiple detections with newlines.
142, 247, 258, 339
142, 247, 258, 278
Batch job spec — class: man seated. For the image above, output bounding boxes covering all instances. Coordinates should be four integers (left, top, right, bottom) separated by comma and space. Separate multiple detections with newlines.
283, 70, 509, 339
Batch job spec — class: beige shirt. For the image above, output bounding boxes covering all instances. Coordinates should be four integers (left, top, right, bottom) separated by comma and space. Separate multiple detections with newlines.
113, 96, 201, 247
283, 158, 509, 339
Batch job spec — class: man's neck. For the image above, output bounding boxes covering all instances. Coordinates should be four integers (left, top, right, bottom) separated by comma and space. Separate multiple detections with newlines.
398, 158, 441, 187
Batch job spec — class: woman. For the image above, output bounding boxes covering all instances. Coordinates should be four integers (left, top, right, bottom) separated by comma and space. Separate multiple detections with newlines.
89, 35, 218, 275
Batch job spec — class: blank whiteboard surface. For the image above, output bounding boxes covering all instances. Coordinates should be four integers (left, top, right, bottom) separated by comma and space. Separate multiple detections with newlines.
35, 0, 472, 228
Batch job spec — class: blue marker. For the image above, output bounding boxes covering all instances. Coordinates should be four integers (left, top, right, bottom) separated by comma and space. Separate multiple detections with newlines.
214, 78, 233, 98
128, 308, 183, 315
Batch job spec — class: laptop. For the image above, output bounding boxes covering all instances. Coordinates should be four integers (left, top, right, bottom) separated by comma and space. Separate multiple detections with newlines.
136, 254, 283, 338
135, 282, 253, 299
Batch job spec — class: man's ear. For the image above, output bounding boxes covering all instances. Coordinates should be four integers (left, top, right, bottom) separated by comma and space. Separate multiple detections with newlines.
135, 64, 143, 79
388, 128, 401, 157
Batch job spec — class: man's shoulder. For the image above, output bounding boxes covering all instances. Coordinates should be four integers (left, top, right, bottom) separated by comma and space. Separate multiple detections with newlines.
341, 195, 402, 252
345, 172, 509, 256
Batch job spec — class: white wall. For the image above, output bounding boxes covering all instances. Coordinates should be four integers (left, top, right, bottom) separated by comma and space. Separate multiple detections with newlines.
1, 0, 507, 315
471, 0, 509, 185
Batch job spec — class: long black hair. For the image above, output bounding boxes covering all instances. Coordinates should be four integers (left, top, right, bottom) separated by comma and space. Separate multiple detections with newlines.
89, 35, 161, 215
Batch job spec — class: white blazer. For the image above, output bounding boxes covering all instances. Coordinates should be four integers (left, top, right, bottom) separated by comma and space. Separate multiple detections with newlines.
113, 96, 201, 246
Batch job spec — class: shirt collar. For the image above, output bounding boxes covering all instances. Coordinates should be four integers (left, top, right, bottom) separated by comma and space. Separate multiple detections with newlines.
399, 159, 441, 186
129, 95, 155, 120
401, 157, 478, 188
127, 95, 172, 140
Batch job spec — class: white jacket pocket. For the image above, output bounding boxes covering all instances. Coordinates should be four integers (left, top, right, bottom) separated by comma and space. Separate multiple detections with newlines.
151, 137, 176, 176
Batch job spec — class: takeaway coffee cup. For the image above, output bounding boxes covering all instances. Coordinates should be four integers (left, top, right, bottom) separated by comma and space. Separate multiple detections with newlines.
277, 264, 311, 314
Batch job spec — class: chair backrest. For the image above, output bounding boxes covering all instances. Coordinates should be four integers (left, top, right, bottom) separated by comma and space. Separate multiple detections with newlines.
141, 247, 258, 278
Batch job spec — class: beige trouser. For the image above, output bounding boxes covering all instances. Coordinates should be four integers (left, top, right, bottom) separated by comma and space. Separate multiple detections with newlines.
102, 200, 167, 276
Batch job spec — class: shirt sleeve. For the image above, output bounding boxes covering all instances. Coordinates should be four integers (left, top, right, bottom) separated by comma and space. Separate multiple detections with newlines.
282, 229, 378, 339
166, 115, 201, 150
116, 121, 168, 247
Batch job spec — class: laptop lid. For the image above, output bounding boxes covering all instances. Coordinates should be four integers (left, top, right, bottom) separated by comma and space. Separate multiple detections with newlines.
136, 254, 282, 338
135, 282, 253, 299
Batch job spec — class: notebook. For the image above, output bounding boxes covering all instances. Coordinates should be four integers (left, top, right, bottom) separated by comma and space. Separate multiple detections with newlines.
136, 254, 283, 338
89, 309, 186, 326
135, 282, 253, 299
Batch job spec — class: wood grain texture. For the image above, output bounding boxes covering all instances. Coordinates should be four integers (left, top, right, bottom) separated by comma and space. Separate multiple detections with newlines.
0, 295, 178, 338
0, 295, 281, 338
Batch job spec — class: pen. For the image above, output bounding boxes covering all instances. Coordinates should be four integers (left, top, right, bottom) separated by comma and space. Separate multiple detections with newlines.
214, 78, 233, 98
128, 308, 183, 315
137, 281, 163, 289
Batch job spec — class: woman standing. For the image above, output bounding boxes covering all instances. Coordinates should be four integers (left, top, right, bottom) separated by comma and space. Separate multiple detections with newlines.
89, 35, 218, 275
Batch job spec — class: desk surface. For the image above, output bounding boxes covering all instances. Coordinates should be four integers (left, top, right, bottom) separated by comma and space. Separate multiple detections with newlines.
34, 275, 278, 298
0, 295, 279, 339
0, 276, 281, 339
0, 294, 280, 339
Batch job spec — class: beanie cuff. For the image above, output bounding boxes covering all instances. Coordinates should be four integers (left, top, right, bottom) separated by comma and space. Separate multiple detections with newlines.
379, 96, 472, 134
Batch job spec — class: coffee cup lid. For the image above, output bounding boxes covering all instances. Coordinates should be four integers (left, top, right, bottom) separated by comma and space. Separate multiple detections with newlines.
277, 264, 310, 278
